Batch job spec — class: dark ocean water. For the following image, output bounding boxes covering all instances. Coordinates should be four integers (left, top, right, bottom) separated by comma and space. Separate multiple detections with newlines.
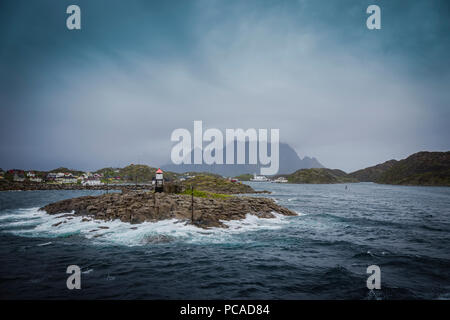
0, 182, 449, 300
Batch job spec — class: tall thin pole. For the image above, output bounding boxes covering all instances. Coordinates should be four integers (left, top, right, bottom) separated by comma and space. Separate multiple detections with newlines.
191, 185, 194, 223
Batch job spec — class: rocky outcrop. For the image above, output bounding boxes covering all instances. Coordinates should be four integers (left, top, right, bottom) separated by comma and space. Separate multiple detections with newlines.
0, 177, 261, 194
0, 180, 151, 192
40, 191, 296, 229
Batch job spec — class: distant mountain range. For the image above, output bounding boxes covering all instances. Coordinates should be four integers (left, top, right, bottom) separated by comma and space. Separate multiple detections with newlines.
96, 151, 450, 186
162, 142, 323, 176
3, 150, 448, 187
266, 151, 449, 185
350, 151, 450, 186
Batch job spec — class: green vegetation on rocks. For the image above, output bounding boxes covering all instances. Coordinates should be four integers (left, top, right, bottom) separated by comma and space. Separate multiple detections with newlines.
96, 164, 180, 182
179, 189, 232, 199
181, 174, 256, 194
233, 174, 253, 181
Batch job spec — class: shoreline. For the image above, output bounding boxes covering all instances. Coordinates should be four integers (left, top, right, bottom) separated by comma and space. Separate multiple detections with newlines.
0, 180, 271, 194
0, 181, 151, 192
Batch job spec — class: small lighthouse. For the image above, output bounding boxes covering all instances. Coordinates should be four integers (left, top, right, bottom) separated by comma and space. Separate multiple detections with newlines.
155, 168, 164, 193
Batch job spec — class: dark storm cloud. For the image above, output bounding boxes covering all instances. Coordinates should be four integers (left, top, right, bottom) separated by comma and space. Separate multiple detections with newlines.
0, 0, 449, 172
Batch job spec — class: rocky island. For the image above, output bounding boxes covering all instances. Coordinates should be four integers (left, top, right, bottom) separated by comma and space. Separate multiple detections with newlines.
37, 174, 286, 228
41, 190, 297, 229
278, 168, 358, 184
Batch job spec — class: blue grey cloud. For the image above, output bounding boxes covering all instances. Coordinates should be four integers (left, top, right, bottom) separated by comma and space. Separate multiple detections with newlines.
0, 0, 449, 172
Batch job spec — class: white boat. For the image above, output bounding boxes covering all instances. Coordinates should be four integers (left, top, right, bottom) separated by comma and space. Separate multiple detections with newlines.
250, 174, 270, 182
273, 177, 288, 183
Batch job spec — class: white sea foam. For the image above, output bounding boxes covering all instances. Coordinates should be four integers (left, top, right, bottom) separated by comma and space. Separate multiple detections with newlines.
0, 207, 294, 247
37, 241, 52, 247
0, 208, 43, 221
82, 268, 94, 274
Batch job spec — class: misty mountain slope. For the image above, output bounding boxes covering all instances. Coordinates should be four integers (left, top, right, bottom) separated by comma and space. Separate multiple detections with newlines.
163, 142, 323, 176
376, 151, 450, 186
349, 151, 450, 186
349, 160, 398, 182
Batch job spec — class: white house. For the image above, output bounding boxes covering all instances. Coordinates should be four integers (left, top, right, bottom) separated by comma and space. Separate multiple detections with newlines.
82, 179, 103, 186
250, 174, 270, 182
61, 176, 78, 184
13, 173, 25, 182
273, 177, 288, 183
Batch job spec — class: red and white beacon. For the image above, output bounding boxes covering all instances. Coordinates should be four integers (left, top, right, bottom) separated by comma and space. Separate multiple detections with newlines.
155, 168, 164, 193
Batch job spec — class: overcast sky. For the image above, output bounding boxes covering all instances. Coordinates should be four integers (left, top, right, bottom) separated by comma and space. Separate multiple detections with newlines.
1, 0, 449, 172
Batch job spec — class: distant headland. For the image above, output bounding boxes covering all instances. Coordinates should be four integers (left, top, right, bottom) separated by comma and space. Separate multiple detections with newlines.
0, 151, 449, 190
348, 151, 450, 186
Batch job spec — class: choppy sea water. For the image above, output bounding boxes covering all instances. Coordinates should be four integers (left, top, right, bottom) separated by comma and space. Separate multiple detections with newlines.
0, 182, 449, 299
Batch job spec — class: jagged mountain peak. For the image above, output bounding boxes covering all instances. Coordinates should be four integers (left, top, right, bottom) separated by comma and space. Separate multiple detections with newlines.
163, 142, 323, 176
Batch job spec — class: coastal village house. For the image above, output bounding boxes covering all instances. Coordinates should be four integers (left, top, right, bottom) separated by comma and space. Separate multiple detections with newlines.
81, 172, 104, 186
47, 172, 65, 180
46, 172, 80, 184
27, 171, 43, 183
30, 176, 43, 183
60, 175, 78, 184
13, 174, 25, 182
10, 170, 25, 182
2, 169, 109, 185
82, 178, 103, 186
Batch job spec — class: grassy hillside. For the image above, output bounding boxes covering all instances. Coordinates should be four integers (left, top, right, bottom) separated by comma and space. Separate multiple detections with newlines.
95, 167, 121, 178
96, 164, 180, 182
376, 151, 450, 186
284, 168, 358, 184
181, 174, 255, 194
233, 174, 253, 181
179, 189, 232, 199
49, 167, 85, 176
181, 172, 222, 178
349, 160, 398, 182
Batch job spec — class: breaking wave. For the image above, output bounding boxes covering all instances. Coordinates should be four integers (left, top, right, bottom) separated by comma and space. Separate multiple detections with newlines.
0, 207, 294, 247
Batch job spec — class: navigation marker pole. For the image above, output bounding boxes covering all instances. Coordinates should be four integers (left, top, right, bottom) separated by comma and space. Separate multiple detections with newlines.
191, 185, 194, 223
